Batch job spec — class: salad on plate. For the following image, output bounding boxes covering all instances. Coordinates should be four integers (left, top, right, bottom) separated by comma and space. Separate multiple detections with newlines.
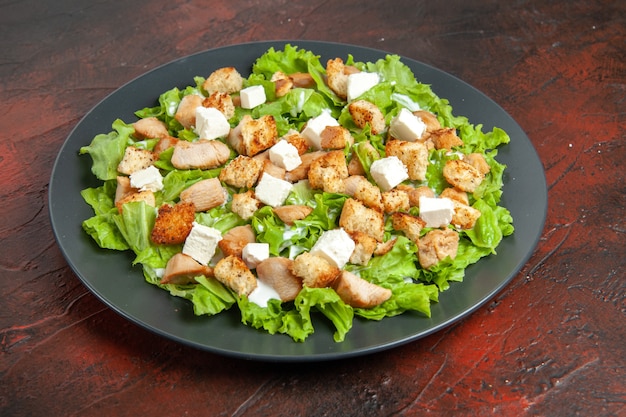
79, 45, 514, 342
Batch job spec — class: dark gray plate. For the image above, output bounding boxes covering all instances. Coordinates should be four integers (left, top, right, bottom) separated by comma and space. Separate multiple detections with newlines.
49, 40, 547, 362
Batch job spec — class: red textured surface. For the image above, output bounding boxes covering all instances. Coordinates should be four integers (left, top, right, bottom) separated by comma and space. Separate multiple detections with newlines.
1, 1, 624, 416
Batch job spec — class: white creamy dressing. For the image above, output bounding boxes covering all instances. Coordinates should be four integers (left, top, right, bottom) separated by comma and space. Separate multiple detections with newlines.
248, 279, 281, 308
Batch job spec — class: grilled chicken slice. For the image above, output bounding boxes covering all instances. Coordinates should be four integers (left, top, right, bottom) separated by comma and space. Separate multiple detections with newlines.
332, 270, 392, 308
255, 257, 303, 302
218, 224, 256, 258
171, 139, 230, 170
272, 205, 313, 225
161, 252, 214, 285
284, 150, 326, 182
133, 117, 170, 140
179, 177, 226, 212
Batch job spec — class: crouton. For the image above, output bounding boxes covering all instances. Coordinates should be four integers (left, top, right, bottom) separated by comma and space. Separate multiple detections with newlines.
273, 205, 314, 225
465, 152, 491, 175
390, 212, 426, 243
228, 115, 278, 157
203, 67, 243, 95
397, 184, 435, 207
283, 131, 310, 155
161, 253, 214, 285
203, 91, 235, 120
219, 155, 264, 188
430, 128, 463, 150
150, 202, 196, 245
451, 200, 482, 229
412, 110, 441, 139
271, 71, 294, 97
443, 159, 484, 193
332, 270, 392, 308
290, 252, 340, 288
440, 187, 469, 205
339, 198, 385, 242
115, 175, 134, 204
385, 139, 429, 181
214, 255, 257, 296
256, 257, 302, 302
231, 190, 261, 220
171, 139, 230, 170
308, 150, 349, 193
374, 238, 397, 256
133, 117, 170, 140
284, 150, 326, 182
349, 231, 377, 266
320, 125, 354, 150
179, 177, 226, 212
348, 100, 386, 135
382, 189, 410, 213
115, 190, 155, 213
117, 146, 156, 175
326, 58, 350, 100
418, 228, 459, 270
343, 175, 383, 211
218, 225, 256, 258
174, 94, 203, 129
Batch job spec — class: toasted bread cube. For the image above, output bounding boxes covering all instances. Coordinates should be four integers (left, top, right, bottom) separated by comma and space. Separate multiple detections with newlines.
385, 139, 429, 181
326, 58, 351, 100
218, 225, 256, 258
283, 130, 310, 155
203, 91, 235, 120
284, 151, 326, 183
271, 71, 294, 97
219, 155, 264, 188
117, 146, 156, 175
440, 187, 469, 205
390, 212, 426, 243
382, 189, 410, 213
418, 228, 459, 270
465, 152, 491, 175
115, 175, 135, 204
339, 198, 385, 242
451, 200, 482, 229
228, 115, 278, 157
290, 252, 340, 288
133, 117, 170, 140
443, 159, 484, 193
150, 202, 196, 245
348, 100, 386, 135
308, 150, 349, 193
320, 125, 354, 150
343, 175, 383, 211
214, 255, 257, 296
115, 190, 155, 213
349, 231, 377, 266
179, 177, 226, 212
174, 94, 203, 129
203, 67, 243, 95
430, 128, 463, 150
413, 110, 442, 133
231, 190, 261, 220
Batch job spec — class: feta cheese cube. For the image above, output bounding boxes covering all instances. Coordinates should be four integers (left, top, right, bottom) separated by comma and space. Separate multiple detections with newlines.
195, 106, 231, 140
370, 156, 409, 191
389, 108, 427, 142
248, 279, 281, 308
347, 72, 380, 102
240, 85, 267, 109
182, 222, 222, 266
419, 197, 455, 228
242, 242, 270, 269
269, 140, 302, 171
129, 165, 164, 192
301, 111, 339, 150
254, 173, 294, 207
310, 228, 355, 269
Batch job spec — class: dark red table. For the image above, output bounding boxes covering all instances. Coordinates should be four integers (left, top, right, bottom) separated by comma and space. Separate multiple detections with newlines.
1, 1, 624, 416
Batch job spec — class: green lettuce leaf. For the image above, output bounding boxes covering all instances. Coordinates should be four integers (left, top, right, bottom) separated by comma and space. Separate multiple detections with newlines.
79, 119, 134, 181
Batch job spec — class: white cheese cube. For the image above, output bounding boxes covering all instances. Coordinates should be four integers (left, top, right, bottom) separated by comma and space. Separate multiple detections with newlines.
369, 156, 409, 191
301, 111, 339, 150
240, 85, 267, 109
254, 173, 294, 207
195, 106, 231, 140
182, 222, 222, 266
419, 197, 455, 228
129, 165, 163, 192
347, 72, 380, 102
269, 140, 302, 171
248, 279, 281, 308
242, 242, 270, 269
389, 108, 427, 142
310, 228, 355, 269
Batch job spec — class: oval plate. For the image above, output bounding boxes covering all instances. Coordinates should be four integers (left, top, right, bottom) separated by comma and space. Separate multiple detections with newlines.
49, 40, 547, 362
